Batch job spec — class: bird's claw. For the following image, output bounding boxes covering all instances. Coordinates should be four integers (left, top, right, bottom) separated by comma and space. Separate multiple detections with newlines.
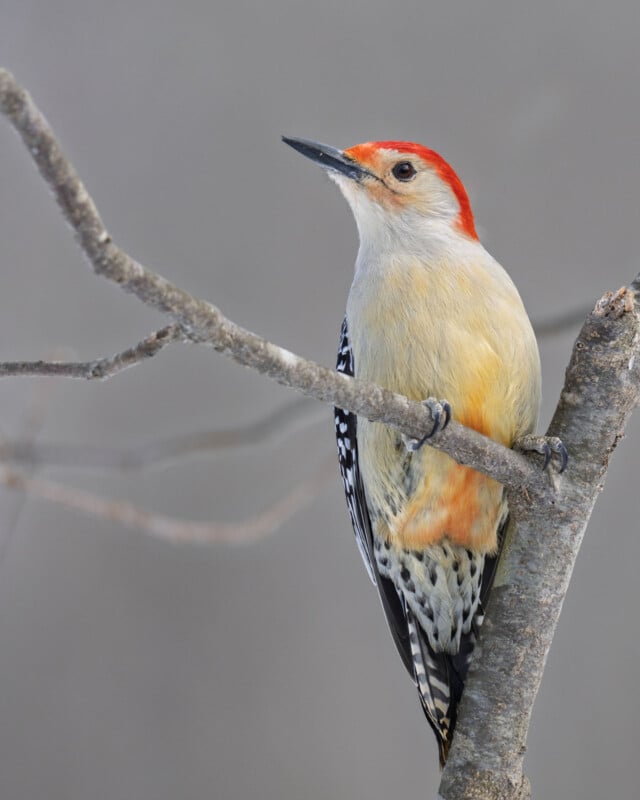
515, 434, 568, 473
404, 398, 452, 452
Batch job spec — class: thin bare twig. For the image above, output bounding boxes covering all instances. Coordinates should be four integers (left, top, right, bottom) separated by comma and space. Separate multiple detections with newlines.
0, 396, 323, 471
0, 324, 185, 380
0, 456, 335, 545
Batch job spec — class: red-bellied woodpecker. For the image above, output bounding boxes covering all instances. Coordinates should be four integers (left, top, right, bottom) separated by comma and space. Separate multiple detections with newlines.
283, 136, 566, 766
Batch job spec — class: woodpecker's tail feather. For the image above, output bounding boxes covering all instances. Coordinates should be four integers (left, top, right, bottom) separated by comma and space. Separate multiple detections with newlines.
406, 514, 510, 767
406, 608, 465, 768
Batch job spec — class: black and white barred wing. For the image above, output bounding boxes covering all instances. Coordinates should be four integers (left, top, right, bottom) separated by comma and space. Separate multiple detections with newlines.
335, 317, 376, 583
335, 317, 413, 675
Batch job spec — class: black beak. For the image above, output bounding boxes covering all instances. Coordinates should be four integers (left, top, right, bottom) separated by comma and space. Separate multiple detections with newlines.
282, 136, 371, 181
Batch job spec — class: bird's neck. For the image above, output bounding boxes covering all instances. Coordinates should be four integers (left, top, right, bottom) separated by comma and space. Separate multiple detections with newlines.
353, 219, 482, 283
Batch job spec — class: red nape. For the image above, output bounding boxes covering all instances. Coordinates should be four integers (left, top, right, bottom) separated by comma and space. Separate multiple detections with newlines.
376, 141, 478, 240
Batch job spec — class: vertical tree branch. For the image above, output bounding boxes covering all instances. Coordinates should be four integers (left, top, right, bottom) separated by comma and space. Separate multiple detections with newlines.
439, 285, 640, 799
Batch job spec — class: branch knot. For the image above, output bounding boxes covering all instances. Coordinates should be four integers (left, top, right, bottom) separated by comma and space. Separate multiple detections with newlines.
593, 286, 635, 318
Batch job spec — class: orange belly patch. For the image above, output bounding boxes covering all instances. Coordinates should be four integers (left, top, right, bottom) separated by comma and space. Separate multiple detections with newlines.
395, 460, 503, 552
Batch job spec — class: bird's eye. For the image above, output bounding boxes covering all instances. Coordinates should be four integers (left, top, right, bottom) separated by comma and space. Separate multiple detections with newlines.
392, 161, 417, 181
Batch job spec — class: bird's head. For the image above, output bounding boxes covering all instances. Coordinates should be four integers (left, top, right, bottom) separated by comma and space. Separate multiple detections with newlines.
283, 137, 478, 249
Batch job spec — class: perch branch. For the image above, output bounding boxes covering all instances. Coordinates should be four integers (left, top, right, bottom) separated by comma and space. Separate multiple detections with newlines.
0, 67, 545, 497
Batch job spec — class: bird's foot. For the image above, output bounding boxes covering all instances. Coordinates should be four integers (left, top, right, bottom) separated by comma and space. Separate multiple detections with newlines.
514, 434, 568, 473
404, 398, 451, 452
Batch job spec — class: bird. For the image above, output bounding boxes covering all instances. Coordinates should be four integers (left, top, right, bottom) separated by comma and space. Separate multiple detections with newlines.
282, 136, 564, 767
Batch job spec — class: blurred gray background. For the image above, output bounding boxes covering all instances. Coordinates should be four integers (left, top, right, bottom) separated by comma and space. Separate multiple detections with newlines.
1, 2, 639, 798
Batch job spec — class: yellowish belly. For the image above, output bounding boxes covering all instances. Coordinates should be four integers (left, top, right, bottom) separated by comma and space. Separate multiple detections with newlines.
348, 256, 540, 554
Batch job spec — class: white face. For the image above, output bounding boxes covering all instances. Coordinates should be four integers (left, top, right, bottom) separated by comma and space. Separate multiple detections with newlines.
328, 161, 469, 260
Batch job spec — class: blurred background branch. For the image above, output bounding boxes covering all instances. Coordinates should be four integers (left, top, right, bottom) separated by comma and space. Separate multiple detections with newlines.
0, 396, 323, 471
0, 456, 335, 546
532, 305, 589, 338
